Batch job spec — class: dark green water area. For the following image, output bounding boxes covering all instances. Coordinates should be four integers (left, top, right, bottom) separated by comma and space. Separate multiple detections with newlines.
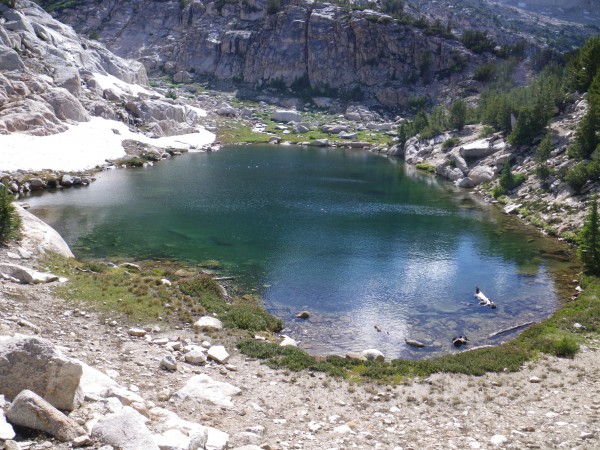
26, 145, 579, 358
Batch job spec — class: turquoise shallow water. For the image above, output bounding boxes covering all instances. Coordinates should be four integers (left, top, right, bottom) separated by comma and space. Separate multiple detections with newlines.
26, 145, 577, 358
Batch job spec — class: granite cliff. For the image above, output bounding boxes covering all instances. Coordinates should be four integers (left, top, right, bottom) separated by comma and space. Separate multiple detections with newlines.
0, 1, 211, 143
48, 0, 477, 108
48, 0, 598, 109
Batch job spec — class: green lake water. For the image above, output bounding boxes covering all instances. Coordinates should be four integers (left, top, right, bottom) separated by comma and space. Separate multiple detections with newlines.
26, 145, 578, 358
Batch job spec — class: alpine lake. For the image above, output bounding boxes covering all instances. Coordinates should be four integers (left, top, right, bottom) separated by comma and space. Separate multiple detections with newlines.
25, 145, 579, 359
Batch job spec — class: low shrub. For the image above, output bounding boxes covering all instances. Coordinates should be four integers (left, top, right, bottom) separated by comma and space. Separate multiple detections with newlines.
415, 162, 436, 173
442, 136, 460, 150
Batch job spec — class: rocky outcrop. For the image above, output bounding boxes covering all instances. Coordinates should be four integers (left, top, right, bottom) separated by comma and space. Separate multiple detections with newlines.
0, 2, 145, 135
54, 0, 474, 107
0, 2, 212, 160
14, 204, 74, 258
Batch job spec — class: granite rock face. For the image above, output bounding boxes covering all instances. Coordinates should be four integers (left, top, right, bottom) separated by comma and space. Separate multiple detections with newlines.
0, 2, 147, 136
0, 1, 206, 142
54, 0, 473, 107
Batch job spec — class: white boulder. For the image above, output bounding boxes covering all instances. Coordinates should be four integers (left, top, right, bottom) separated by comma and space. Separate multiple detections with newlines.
193, 316, 223, 332
271, 110, 301, 122
0, 335, 83, 411
91, 406, 159, 450
173, 374, 241, 408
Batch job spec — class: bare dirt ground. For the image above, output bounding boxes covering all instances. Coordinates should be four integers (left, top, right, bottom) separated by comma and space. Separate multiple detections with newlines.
1, 253, 600, 450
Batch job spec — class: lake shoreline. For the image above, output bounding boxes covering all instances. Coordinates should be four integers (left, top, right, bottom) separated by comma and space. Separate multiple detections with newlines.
17, 144, 582, 362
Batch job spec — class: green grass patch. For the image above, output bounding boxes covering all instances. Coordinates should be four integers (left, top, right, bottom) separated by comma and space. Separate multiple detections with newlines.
42, 253, 281, 332
415, 162, 436, 173
238, 339, 530, 381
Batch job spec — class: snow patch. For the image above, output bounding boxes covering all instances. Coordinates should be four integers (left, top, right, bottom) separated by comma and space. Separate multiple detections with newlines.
0, 117, 215, 172
93, 72, 155, 97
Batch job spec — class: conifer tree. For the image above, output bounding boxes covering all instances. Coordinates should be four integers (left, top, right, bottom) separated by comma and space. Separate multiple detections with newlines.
579, 194, 600, 275
535, 129, 553, 180
449, 100, 467, 130
0, 187, 21, 243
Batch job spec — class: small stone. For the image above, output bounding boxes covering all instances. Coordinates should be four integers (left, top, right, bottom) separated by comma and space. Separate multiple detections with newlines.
581, 431, 594, 439
490, 434, 508, 447
185, 349, 208, 365
308, 421, 322, 432
73, 435, 91, 447
333, 424, 354, 434
160, 355, 178, 371
127, 328, 147, 337
280, 336, 298, 347
529, 376, 542, 383
3, 441, 20, 450
157, 389, 171, 401
295, 311, 310, 319
207, 345, 230, 364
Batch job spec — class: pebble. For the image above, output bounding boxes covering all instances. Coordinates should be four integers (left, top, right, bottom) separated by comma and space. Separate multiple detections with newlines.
127, 328, 146, 337
529, 376, 542, 383
490, 434, 508, 446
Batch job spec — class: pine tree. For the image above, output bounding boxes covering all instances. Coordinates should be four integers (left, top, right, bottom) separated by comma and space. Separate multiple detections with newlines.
449, 100, 467, 130
578, 194, 600, 275
570, 71, 600, 159
0, 187, 21, 243
535, 129, 553, 180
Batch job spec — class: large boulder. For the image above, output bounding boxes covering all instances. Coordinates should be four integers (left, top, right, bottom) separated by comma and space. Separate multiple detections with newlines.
459, 138, 504, 159
0, 335, 83, 411
14, 204, 74, 258
387, 143, 404, 156
468, 166, 495, 185
437, 165, 464, 182
271, 110, 301, 122
362, 349, 385, 362
91, 406, 159, 450
6, 390, 86, 442
41, 88, 90, 122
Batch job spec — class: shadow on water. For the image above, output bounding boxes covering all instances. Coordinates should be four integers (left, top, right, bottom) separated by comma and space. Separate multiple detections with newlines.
24, 146, 579, 359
